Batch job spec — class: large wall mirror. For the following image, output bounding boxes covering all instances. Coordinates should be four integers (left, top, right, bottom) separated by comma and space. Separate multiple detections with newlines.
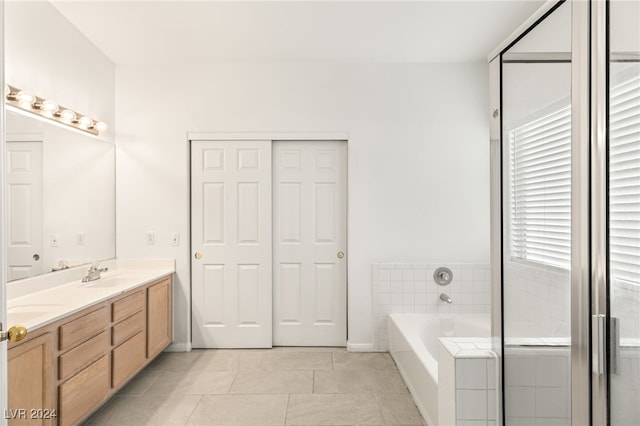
5, 109, 115, 281
4, 0, 116, 282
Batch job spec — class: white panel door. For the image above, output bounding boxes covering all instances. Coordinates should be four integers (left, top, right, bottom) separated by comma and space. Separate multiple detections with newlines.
273, 141, 347, 346
5, 141, 43, 281
191, 140, 272, 348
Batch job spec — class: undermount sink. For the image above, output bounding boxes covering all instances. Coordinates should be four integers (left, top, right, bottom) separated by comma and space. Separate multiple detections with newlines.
7, 304, 64, 324
80, 273, 150, 288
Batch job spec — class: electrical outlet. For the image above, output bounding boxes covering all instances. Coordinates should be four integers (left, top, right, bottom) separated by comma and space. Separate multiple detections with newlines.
146, 231, 155, 245
76, 232, 86, 246
170, 233, 180, 246
49, 234, 60, 247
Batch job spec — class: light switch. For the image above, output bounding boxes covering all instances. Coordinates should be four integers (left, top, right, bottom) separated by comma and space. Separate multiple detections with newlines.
170, 233, 180, 246
146, 232, 155, 245
76, 232, 86, 246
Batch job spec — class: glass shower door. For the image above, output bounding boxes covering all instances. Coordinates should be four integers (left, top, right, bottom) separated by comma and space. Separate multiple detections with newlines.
500, 2, 572, 424
608, 1, 640, 424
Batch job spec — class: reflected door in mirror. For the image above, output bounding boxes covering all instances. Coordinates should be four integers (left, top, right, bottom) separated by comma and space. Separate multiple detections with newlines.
6, 140, 43, 280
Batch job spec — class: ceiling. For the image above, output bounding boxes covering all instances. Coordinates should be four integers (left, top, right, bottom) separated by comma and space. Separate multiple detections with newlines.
50, 1, 545, 65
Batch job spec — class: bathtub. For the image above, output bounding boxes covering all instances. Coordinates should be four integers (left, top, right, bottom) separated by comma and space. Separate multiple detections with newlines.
388, 313, 490, 426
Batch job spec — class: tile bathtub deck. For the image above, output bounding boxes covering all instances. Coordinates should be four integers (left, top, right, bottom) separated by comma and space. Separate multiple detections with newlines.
84, 348, 426, 426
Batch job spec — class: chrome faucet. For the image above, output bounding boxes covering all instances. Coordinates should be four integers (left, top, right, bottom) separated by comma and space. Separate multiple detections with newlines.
81, 261, 109, 283
440, 293, 453, 304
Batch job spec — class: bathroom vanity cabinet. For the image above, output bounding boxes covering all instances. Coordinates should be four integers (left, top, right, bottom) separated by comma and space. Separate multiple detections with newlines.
7, 275, 173, 426
7, 332, 55, 426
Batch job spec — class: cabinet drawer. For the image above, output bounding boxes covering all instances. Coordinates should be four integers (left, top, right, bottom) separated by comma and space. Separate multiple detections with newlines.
59, 356, 109, 426
112, 310, 144, 346
112, 290, 144, 323
59, 331, 108, 381
112, 331, 146, 389
59, 307, 108, 351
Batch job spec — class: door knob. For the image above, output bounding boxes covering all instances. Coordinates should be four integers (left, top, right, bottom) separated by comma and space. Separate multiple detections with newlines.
0, 325, 28, 343
195, 252, 202, 260
337, 251, 345, 259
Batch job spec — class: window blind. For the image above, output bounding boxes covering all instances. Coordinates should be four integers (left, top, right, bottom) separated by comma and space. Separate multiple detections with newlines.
509, 105, 572, 269
610, 75, 640, 285
509, 74, 639, 285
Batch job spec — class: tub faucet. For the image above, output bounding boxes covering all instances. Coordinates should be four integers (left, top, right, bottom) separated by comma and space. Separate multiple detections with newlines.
440, 293, 453, 304
82, 261, 108, 283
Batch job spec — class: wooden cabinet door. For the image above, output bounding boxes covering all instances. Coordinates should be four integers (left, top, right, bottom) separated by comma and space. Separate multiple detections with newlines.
111, 332, 146, 389
8, 333, 55, 426
58, 356, 109, 426
147, 278, 172, 358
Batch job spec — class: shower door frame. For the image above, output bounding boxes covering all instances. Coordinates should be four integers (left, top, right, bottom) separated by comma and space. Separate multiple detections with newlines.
488, 0, 611, 424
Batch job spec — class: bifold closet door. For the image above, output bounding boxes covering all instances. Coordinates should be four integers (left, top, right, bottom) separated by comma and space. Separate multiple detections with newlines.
272, 141, 347, 346
191, 140, 272, 348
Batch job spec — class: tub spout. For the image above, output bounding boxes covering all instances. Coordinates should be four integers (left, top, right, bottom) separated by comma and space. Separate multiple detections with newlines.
440, 293, 453, 304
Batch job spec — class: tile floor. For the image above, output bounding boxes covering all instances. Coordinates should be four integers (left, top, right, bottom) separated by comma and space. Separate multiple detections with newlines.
84, 347, 426, 426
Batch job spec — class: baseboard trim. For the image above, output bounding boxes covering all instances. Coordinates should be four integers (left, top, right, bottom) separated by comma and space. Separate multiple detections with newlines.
346, 342, 380, 352
164, 342, 192, 352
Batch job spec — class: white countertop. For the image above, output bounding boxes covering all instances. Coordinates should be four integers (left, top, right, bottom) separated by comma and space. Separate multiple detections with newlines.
7, 259, 175, 332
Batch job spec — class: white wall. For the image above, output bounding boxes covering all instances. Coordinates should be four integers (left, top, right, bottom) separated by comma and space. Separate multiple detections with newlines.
115, 62, 490, 349
4, 1, 115, 135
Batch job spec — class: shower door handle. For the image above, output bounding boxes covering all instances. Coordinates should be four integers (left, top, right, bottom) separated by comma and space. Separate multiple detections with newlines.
592, 314, 606, 375
592, 314, 621, 375
610, 316, 620, 375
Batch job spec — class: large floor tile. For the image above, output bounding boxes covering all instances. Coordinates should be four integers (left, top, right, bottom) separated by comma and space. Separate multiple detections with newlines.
286, 393, 383, 425
146, 351, 202, 372
84, 394, 202, 426
314, 370, 409, 394
375, 394, 425, 425
190, 349, 267, 371
332, 352, 397, 370
272, 346, 346, 353
146, 370, 237, 395
230, 370, 313, 394
186, 394, 288, 425
259, 351, 332, 370
115, 369, 162, 396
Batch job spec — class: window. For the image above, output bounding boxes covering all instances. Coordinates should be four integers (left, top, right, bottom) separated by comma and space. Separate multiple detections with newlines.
509, 106, 572, 270
610, 75, 640, 286
508, 74, 640, 285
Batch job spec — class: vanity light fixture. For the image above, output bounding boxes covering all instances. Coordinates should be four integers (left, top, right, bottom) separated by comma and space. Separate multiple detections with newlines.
4, 84, 108, 136
59, 109, 77, 124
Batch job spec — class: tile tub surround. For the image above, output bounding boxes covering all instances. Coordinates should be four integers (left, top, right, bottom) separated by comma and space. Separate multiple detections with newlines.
503, 261, 571, 340
504, 345, 570, 426
438, 338, 497, 426
505, 262, 640, 341
504, 341, 640, 426
373, 263, 491, 351
84, 347, 426, 426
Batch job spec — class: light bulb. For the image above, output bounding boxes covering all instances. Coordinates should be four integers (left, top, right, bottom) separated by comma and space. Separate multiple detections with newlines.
59, 109, 77, 124
78, 116, 94, 129
40, 100, 59, 117
17, 91, 36, 108
95, 121, 108, 132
